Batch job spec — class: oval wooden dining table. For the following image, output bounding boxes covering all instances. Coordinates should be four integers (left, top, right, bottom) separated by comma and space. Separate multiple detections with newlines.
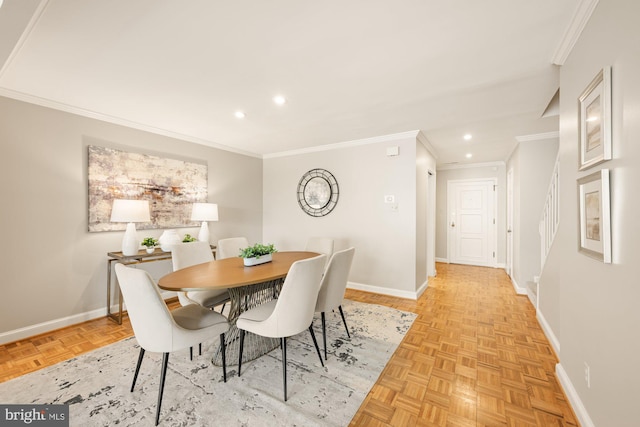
158, 251, 319, 366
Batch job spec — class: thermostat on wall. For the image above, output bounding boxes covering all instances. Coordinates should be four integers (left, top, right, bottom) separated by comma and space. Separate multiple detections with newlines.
386, 146, 399, 156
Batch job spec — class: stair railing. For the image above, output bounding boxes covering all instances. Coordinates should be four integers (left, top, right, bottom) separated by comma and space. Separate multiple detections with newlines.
539, 154, 560, 270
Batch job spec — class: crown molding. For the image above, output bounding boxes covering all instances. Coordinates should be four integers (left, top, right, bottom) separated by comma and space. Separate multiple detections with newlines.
0, 0, 50, 79
437, 161, 505, 171
416, 130, 439, 160
516, 131, 560, 142
264, 130, 421, 159
551, 0, 600, 65
0, 88, 262, 158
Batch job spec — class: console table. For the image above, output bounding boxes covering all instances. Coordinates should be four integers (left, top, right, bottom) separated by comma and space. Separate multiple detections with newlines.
106, 246, 215, 324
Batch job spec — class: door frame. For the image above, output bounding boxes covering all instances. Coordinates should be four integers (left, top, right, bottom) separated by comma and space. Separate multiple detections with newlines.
506, 168, 514, 277
447, 178, 498, 268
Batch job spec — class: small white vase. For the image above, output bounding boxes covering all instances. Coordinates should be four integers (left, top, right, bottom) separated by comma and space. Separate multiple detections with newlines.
145, 247, 155, 254
243, 253, 273, 267
159, 229, 181, 252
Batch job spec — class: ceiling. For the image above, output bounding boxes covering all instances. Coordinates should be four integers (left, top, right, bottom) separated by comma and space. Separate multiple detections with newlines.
0, 0, 583, 164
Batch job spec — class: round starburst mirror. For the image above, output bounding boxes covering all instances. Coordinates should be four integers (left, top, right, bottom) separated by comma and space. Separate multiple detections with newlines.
297, 169, 339, 217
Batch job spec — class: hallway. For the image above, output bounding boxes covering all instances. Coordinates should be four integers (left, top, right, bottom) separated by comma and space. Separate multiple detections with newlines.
347, 263, 578, 426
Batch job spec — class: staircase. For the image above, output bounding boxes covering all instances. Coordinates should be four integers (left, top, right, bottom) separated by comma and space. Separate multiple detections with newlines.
532, 155, 560, 308
539, 154, 560, 272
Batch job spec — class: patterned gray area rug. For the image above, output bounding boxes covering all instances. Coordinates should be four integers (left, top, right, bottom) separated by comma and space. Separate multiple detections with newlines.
0, 300, 415, 426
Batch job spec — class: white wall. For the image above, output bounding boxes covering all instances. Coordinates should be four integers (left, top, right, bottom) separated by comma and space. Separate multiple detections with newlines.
435, 163, 507, 264
263, 132, 436, 297
506, 138, 559, 290
0, 96, 263, 340
539, 1, 640, 425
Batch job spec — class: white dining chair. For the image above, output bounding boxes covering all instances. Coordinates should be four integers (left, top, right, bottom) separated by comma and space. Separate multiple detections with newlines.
115, 263, 229, 426
171, 241, 231, 359
305, 237, 334, 260
314, 247, 356, 360
236, 254, 327, 401
217, 237, 249, 259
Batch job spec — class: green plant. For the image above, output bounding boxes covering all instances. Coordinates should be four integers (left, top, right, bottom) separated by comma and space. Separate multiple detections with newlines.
182, 234, 197, 243
239, 243, 277, 259
141, 237, 158, 248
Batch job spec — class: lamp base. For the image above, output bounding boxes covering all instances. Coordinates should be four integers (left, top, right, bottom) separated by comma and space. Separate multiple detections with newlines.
122, 222, 139, 256
198, 222, 210, 243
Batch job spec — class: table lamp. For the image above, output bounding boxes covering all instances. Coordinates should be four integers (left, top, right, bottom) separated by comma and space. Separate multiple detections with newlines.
190, 202, 218, 243
110, 199, 151, 256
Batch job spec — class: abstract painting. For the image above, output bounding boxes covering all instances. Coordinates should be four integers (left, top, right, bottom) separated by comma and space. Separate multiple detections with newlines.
88, 145, 207, 232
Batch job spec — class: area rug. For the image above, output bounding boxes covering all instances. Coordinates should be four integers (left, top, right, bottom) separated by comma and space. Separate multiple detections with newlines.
0, 300, 416, 426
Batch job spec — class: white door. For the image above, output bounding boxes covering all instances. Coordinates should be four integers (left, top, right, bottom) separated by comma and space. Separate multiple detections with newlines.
448, 179, 496, 267
506, 169, 514, 277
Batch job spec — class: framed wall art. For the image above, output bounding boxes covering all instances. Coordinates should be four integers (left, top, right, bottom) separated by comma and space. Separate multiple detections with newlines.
577, 169, 611, 263
88, 145, 207, 232
578, 67, 612, 170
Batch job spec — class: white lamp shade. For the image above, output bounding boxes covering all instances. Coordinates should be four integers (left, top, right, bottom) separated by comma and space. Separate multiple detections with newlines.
191, 203, 219, 221
110, 199, 150, 256
110, 199, 151, 223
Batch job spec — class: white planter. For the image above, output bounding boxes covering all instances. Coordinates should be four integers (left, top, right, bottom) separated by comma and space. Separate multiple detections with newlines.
243, 253, 272, 267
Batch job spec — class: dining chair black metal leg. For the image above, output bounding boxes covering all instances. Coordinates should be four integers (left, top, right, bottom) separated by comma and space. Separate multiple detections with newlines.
220, 332, 227, 383
199, 343, 202, 356
189, 346, 193, 361
238, 329, 245, 377
220, 303, 226, 313
321, 312, 327, 360
156, 352, 170, 426
308, 325, 325, 367
282, 337, 287, 401
338, 305, 351, 338
131, 348, 145, 392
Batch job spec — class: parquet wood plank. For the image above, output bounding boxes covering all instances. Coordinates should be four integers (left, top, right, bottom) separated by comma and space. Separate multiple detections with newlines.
0, 264, 581, 426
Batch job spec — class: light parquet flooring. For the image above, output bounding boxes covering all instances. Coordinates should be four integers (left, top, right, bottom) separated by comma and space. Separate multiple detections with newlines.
347, 263, 578, 427
0, 263, 578, 426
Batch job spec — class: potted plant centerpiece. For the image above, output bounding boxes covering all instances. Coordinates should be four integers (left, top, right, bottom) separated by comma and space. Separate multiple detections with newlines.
182, 234, 197, 243
141, 237, 158, 254
239, 243, 277, 266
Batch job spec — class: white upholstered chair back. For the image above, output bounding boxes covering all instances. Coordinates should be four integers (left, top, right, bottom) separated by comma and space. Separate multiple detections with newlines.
171, 242, 215, 306
115, 264, 183, 353
305, 237, 334, 259
315, 247, 355, 313
252, 254, 326, 338
172, 241, 214, 269
217, 237, 249, 260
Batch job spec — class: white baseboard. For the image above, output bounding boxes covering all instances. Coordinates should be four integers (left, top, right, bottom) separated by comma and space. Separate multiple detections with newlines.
510, 276, 527, 295
556, 363, 595, 427
536, 309, 561, 355
0, 307, 106, 345
416, 279, 429, 299
0, 291, 178, 345
347, 281, 419, 300
496, 262, 506, 269
435, 257, 448, 263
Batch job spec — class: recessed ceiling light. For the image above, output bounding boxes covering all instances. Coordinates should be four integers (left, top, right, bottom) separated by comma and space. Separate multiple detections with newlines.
273, 95, 286, 105
234, 111, 245, 119
466, 153, 473, 159
464, 134, 472, 141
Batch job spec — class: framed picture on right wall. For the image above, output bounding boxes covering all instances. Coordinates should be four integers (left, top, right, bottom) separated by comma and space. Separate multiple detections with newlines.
578, 67, 612, 170
577, 169, 611, 263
